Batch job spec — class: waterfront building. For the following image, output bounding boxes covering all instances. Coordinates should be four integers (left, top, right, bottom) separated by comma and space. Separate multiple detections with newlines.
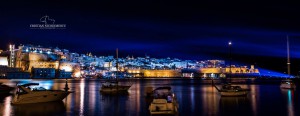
32, 68, 56, 78
7, 72, 30, 79
0, 66, 22, 78
59, 62, 81, 78
143, 70, 181, 77
58, 70, 72, 78
9, 44, 15, 67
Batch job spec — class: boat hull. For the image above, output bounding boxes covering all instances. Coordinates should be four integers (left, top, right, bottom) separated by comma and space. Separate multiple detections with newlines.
12, 91, 70, 105
0, 86, 14, 94
100, 85, 131, 93
280, 84, 296, 89
149, 99, 179, 115
220, 91, 248, 97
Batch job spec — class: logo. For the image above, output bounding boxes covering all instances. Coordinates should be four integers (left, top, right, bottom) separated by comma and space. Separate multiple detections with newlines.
30, 15, 66, 29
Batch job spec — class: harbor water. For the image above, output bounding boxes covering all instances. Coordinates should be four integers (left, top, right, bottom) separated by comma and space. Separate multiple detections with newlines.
0, 79, 299, 116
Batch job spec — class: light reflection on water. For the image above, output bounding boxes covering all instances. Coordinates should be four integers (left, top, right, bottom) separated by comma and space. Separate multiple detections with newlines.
0, 79, 299, 116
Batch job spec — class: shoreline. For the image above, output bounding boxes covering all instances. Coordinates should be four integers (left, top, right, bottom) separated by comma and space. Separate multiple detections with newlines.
1, 77, 300, 85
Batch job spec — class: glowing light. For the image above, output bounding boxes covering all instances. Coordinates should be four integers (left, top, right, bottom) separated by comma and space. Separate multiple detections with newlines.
74, 71, 81, 78
60, 66, 73, 72
228, 41, 232, 45
0, 57, 8, 66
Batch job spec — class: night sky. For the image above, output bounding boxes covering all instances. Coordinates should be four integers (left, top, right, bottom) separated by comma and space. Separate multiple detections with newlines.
1, 1, 300, 75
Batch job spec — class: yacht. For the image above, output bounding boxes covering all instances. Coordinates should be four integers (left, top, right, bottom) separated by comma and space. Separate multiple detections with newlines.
280, 79, 296, 89
0, 83, 14, 94
11, 83, 71, 104
148, 87, 179, 115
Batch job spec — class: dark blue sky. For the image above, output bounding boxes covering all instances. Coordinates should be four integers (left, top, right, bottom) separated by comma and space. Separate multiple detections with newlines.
1, 0, 300, 74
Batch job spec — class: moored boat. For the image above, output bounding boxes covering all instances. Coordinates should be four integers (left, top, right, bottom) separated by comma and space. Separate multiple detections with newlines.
0, 83, 14, 94
215, 83, 249, 97
280, 79, 296, 89
100, 48, 132, 93
100, 81, 131, 93
11, 83, 71, 105
148, 86, 179, 115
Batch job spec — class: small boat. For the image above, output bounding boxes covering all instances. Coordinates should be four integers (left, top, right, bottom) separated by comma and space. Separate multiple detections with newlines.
280, 79, 296, 89
148, 87, 179, 115
11, 83, 71, 105
280, 37, 296, 89
214, 41, 249, 97
100, 48, 132, 93
100, 80, 131, 93
215, 83, 249, 97
0, 83, 14, 94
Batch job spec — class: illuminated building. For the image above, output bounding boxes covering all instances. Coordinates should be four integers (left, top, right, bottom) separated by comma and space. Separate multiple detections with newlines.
29, 60, 59, 72
0, 56, 8, 66
200, 67, 224, 78
224, 65, 259, 74
59, 62, 81, 78
126, 69, 143, 77
143, 70, 181, 77
9, 44, 15, 67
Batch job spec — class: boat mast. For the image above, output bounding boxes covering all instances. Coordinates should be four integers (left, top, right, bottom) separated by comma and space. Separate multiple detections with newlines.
116, 48, 119, 80
287, 35, 291, 78
228, 41, 232, 83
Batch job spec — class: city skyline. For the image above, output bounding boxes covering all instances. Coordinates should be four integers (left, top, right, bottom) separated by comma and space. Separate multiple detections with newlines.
1, 1, 300, 74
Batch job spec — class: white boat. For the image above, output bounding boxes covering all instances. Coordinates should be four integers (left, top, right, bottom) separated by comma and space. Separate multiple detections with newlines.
280, 79, 296, 89
280, 36, 296, 89
148, 87, 179, 115
12, 83, 71, 105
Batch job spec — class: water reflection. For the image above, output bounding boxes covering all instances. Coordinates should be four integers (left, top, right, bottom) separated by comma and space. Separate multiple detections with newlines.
201, 85, 219, 116
281, 89, 295, 116
219, 97, 252, 116
13, 101, 66, 116
100, 92, 130, 115
0, 79, 299, 116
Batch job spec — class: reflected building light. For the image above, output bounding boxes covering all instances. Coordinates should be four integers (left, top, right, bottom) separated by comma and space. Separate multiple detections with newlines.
80, 80, 85, 116
89, 81, 96, 116
250, 85, 257, 116
190, 86, 195, 111
3, 96, 12, 116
